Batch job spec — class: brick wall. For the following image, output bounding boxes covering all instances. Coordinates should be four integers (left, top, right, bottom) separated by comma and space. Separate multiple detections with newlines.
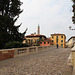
0, 50, 14, 61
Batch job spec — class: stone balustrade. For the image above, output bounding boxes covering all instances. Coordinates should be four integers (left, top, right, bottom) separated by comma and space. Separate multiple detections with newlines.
71, 46, 75, 75
14, 45, 56, 57
0, 45, 56, 61
67, 46, 75, 75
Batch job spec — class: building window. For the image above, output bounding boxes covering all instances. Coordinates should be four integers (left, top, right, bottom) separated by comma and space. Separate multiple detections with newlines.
31, 39, 33, 42
52, 40, 54, 42
61, 36, 63, 38
56, 40, 58, 43
56, 38, 58, 43
35, 41, 36, 43
29, 40, 30, 43
61, 44, 63, 47
61, 40, 63, 42
52, 36, 54, 38
26, 40, 27, 43
27, 40, 29, 43
40, 42, 42, 44
56, 36, 58, 38
48, 42, 49, 44
37, 39, 38, 42
44, 42, 46, 44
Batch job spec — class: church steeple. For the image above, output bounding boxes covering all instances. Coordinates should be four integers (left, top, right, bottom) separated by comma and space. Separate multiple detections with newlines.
37, 24, 40, 35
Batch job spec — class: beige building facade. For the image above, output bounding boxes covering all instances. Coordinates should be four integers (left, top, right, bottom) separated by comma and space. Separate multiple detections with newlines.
66, 36, 75, 48
23, 33, 47, 46
23, 25, 47, 46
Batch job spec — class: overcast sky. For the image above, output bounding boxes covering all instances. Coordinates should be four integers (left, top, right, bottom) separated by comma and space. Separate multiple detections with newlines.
16, 0, 75, 41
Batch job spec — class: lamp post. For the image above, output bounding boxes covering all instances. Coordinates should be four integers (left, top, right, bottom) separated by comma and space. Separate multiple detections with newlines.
69, 26, 75, 30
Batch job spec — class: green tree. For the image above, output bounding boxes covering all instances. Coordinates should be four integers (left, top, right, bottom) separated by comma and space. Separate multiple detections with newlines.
0, 0, 27, 49
72, 0, 75, 24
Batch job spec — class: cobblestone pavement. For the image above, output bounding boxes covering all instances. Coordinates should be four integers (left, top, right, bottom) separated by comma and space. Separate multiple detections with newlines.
0, 48, 73, 75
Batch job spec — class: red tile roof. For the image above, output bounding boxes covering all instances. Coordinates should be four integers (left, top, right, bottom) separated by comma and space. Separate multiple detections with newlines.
40, 38, 51, 42
71, 36, 75, 38
26, 34, 47, 38
51, 33, 65, 36
67, 36, 75, 41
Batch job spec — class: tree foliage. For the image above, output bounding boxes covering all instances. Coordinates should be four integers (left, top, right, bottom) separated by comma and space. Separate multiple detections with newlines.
0, 0, 26, 49
72, 0, 75, 24
4, 41, 29, 49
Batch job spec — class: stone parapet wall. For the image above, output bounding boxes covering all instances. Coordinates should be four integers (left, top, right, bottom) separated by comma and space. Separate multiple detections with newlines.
0, 45, 56, 61
14, 45, 56, 57
0, 49, 14, 61
68, 46, 75, 75
71, 46, 75, 75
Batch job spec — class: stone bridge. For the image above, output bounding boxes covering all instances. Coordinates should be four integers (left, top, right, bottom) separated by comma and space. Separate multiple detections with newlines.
0, 47, 72, 75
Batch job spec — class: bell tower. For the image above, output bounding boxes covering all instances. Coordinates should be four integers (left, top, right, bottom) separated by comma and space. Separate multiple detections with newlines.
37, 24, 40, 35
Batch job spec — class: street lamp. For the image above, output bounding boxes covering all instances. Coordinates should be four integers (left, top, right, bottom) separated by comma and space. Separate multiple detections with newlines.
69, 26, 75, 30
